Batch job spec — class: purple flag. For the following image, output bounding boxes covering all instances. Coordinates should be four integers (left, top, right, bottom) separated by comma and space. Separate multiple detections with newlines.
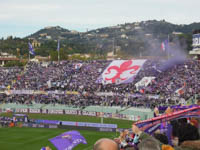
28, 42, 35, 55
49, 131, 87, 150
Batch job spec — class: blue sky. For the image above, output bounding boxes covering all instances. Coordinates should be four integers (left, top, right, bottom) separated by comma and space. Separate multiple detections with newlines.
0, 0, 199, 38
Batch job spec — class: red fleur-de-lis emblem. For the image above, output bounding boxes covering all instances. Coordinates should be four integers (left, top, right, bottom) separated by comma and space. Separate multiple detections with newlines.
104, 60, 140, 83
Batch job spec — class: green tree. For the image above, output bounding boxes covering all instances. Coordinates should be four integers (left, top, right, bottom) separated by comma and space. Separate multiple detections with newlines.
50, 50, 58, 61
49, 49, 68, 61
60, 48, 68, 60
4, 61, 26, 67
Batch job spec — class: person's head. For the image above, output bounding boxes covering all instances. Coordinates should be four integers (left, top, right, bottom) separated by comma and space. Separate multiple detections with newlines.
180, 140, 200, 149
154, 133, 169, 144
45, 147, 51, 150
120, 131, 123, 136
172, 137, 179, 147
171, 120, 179, 137
177, 123, 199, 145
190, 118, 198, 128
124, 146, 137, 150
93, 138, 119, 150
41, 146, 51, 150
119, 131, 126, 140
154, 107, 159, 116
197, 99, 200, 105
165, 107, 172, 114
138, 137, 160, 150
124, 129, 129, 135
178, 118, 187, 125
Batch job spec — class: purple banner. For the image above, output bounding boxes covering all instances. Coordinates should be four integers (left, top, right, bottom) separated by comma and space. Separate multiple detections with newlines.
62, 121, 76, 126
49, 131, 87, 150
76, 122, 117, 128
158, 104, 198, 111
35, 120, 60, 125
33, 119, 117, 128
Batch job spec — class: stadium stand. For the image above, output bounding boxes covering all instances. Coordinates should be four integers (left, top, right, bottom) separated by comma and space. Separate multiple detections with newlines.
0, 60, 199, 106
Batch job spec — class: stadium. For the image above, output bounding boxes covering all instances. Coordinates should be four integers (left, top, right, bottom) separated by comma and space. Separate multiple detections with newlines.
0, 47, 200, 150
0, 29, 200, 150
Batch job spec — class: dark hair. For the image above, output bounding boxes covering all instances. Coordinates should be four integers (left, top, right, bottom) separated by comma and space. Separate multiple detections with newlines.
171, 120, 179, 137
177, 123, 200, 145
178, 118, 187, 125
154, 133, 169, 144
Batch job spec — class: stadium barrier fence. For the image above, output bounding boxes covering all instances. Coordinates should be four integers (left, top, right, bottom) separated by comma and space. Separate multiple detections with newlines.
0, 106, 154, 121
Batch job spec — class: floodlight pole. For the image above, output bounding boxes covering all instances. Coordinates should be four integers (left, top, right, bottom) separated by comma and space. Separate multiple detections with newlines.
57, 40, 60, 63
58, 49, 60, 63
167, 34, 170, 60
195, 93, 197, 104
29, 52, 30, 62
113, 38, 115, 54
101, 102, 104, 124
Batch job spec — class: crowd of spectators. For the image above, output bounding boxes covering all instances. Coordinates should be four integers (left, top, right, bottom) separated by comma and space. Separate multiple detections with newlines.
93, 118, 200, 150
0, 59, 199, 108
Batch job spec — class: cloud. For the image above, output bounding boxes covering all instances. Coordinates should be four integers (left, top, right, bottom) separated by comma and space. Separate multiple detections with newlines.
0, 0, 200, 37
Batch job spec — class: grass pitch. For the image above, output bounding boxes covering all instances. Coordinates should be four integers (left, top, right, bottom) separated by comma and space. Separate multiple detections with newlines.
0, 113, 133, 149
0, 127, 117, 150
0, 113, 133, 129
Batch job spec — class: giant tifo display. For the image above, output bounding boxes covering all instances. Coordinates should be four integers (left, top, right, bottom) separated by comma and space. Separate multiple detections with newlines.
0, 59, 200, 150
0, 59, 199, 107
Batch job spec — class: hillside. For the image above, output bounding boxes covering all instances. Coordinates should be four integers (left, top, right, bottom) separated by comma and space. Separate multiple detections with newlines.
1, 20, 199, 58
26, 20, 200, 56
27, 26, 75, 41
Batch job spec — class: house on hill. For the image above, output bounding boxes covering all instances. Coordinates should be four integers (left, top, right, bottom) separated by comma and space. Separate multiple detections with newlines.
0, 52, 19, 66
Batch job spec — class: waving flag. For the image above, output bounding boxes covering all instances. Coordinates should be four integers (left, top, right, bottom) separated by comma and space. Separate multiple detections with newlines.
74, 63, 82, 69
152, 65, 162, 73
57, 40, 60, 51
161, 40, 168, 51
28, 42, 35, 55
49, 131, 87, 150
135, 76, 155, 90
97, 60, 146, 84
175, 82, 186, 96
